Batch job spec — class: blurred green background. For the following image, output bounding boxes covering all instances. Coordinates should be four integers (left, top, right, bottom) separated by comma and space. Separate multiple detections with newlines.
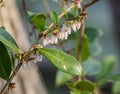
16, 0, 120, 94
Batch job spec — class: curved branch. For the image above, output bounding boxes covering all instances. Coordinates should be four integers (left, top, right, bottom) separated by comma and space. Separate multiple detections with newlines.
82, 0, 100, 12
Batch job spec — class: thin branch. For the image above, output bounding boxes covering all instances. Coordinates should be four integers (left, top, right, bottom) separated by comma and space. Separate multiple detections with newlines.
77, 0, 100, 62
0, 33, 43, 94
77, 21, 84, 62
22, 0, 28, 10
0, 59, 23, 94
43, 3, 75, 34
82, 0, 100, 12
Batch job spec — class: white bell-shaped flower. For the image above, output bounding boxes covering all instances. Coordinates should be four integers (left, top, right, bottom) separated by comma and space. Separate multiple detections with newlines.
67, 27, 72, 34
42, 37, 47, 46
77, 2, 82, 9
36, 54, 42, 62
54, 36, 58, 44
64, 32, 68, 40
76, 22, 81, 30
71, 23, 77, 32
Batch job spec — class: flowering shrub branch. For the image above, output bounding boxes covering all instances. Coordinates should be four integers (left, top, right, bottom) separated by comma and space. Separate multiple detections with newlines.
0, 0, 113, 94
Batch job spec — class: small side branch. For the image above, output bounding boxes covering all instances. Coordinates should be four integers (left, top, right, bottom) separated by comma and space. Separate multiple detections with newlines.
0, 62, 23, 94
82, 0, 100, 12
77, 0, 100, 63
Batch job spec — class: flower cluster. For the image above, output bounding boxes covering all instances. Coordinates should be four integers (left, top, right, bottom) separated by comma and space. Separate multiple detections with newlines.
21, 54, 43, 69
42, 21, 81, 46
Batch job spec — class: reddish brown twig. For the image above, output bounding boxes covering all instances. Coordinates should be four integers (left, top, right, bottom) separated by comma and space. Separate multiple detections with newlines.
83, 0, 100, 12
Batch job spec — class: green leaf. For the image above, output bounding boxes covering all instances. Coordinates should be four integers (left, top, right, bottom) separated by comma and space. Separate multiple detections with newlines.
82, 58, 101, 76
31, 14, 46, 31
85, 27, 103, 43
74, 80, 94, 92
0, 26, 6, 30
68, 83, 93, 94
68, 31, 77, 40
50, 11, 59, 24
96, 55, 117, 80
27, 11, 36, 20
0, 29, 20, 53
0, 42, 13, 80
74, 35, 90, 62
82, 35, 90, 61
27, 11, 47, 32
89, 42, 102, 56
39, 48, 82, 75
7, 48, 14, 70
56, 70, 73, 86
67, 13, 75, 19
67, 83, 78, 91
73, 5, 78, 17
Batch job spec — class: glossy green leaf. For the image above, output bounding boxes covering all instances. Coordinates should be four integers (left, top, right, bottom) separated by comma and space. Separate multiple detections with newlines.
50, 11, 58, 24
7, 48, 14, 70
96, 55, 117, 80
73, 5, 78, 17
89, 42, 102, 56
56, 70, 73, 86
27, 11, 47, 32
82, 58, 101, 76
85, 27, 103, 43
31, 14, 46, 31
39, 48, 82, 75
67, 13, 75, 19
68, 31, 77, 40
0, 28, 20, 53
67, 83, 78, 91
82, 35, 90, 61
26, 11, 36, 20
68, 83, 93, 94
0, 26, 6, 30
74, 80, 94, 92
0, 42, 13, 80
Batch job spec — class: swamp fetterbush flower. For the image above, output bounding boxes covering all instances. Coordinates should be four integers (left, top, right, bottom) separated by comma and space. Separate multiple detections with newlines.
49, 35, 58, 44
57, 24, 69, 40
57, 30, 64, 40
42, 34, 58, 46
76, 22, 81, 30
71, 23, 77, 32
42, 21, 81, 46
22, 63, 28, 69
22, 54, 43, 69
42, 37, 47, 46
67, 27, 72, 35
64, 32, 68, 40
35, 54, 43, 63
77, 1, 82, 9
54, 35, 58, 44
